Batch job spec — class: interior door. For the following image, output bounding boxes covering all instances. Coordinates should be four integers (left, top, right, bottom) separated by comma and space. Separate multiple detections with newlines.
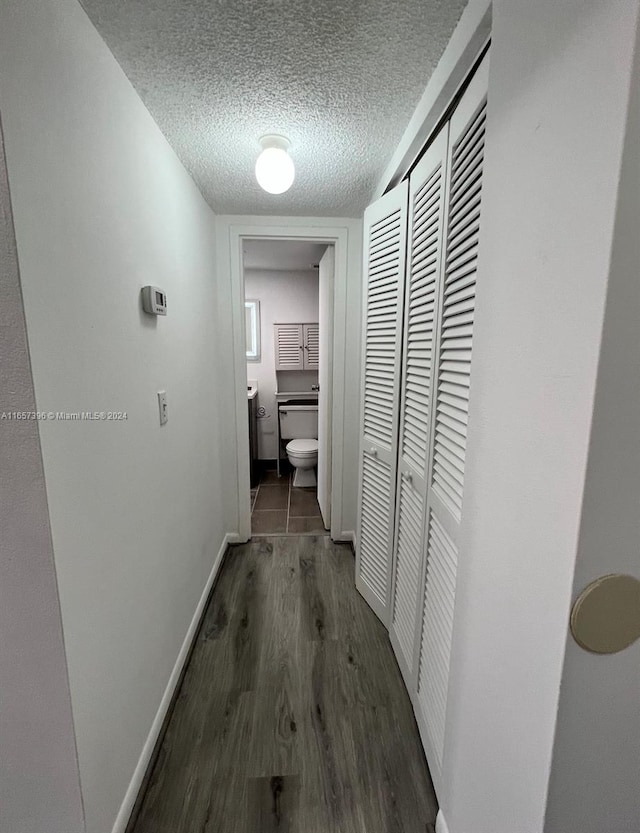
413, 53, 489, 783
389, 125, 449, 688
355, 180, 409, 625
317, 245, 334, 529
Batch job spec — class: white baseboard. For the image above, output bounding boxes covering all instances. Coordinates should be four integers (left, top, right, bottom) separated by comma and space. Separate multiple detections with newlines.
111, 532, 234, 833
436, 809, 451, 833
333, 530, 356, 547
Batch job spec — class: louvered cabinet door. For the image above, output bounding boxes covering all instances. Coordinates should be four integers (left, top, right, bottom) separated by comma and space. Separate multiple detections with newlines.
389, 127, 449, 689
274, 323, 304, 370
414, 54, 489, 789
355, 180, 409, 625
303, 323, 319, 369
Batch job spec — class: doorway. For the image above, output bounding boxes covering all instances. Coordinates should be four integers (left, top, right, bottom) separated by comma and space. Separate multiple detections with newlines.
242, 239, 333, 535
222, 219, 359, 545
236, 233, 338, 539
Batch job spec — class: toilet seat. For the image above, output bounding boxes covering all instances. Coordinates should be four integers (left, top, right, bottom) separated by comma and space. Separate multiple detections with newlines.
286, 439, 318, 456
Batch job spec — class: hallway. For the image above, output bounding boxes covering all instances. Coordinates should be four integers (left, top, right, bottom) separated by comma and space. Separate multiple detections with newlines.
129, 537, 438, 832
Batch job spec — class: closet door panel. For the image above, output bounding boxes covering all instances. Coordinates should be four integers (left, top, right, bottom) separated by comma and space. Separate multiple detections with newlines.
414, 53, 489, 788
389, 127, 449, 686
356, 181, 409, 624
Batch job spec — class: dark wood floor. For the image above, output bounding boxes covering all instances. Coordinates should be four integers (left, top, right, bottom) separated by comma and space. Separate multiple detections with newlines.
130, 536, 438, 833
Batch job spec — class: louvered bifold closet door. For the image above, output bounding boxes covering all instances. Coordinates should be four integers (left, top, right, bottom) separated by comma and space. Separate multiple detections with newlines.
388, 127, 449, 688
413, 54, 489, 789
303, 323, 319, 369
355, 180, 409, 624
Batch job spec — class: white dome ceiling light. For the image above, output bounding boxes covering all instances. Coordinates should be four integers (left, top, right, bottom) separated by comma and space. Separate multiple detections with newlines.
255, 134, 295, 194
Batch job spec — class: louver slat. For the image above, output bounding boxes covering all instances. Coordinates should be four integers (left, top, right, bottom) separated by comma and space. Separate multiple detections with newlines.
400, 167, 442, 473
274, 324, 303, 370
432, 102, 486, 519
392, 477, 425, 666
304, 323, 319, 369
359, 453, 393, 603
363, 208, 403, 451
417, 512, 458, 768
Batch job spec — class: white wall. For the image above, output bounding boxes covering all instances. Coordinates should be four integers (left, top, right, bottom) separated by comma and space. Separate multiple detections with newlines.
0, 116, 85, 833
544, 18, 640, 832
244, 268, 319, 459
437, 1, 640, 832
0, 2, 231, 832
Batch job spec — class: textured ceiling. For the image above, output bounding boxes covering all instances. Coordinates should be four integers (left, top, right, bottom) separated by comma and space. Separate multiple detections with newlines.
80, 0, 467, 217
243, 239, 327, 271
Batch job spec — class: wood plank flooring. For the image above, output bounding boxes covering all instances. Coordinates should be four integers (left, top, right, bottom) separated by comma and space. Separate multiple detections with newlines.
129, 536, 438, 833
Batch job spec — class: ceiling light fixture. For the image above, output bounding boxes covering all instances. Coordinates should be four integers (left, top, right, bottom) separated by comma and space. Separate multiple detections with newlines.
255, 134, 295, 194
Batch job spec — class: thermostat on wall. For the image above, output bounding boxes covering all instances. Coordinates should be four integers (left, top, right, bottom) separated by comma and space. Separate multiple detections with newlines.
141, 286, 167, 315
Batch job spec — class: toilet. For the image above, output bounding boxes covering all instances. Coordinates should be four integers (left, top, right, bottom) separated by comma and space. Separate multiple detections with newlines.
279, 404, 319, 487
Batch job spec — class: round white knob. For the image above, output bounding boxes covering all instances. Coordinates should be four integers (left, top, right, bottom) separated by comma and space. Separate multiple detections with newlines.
404, 471, 413, 483
370, 448, 378, 457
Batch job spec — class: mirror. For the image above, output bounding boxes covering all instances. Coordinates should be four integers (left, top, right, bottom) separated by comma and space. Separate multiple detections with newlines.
245, 300, 261, 362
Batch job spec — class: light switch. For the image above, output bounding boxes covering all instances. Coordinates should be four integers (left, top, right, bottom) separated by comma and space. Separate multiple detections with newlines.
158, 391, 168, 425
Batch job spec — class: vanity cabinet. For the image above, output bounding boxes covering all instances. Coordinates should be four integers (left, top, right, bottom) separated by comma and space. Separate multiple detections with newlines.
274, 323, 319, 371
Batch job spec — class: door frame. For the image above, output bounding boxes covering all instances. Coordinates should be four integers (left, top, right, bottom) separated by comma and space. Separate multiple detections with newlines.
317, 245, 335, 529
220, 217, 360, 543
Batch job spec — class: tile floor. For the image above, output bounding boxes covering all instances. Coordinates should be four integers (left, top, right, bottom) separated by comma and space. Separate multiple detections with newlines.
250, 468, 327, 535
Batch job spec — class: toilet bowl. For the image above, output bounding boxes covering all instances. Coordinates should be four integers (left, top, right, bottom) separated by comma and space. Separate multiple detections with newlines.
279, 403, 319, 487
286, 438, 318, 487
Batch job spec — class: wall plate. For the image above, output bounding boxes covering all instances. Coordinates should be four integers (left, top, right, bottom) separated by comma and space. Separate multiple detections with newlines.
570, 574, 640, 654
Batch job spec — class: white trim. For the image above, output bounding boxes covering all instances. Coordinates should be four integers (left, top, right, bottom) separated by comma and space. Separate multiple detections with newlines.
373, 0, 491, 198
436, 810, 451, 833
216, 215, 362, 544
111, 532, 235, 833
333, 530, 356, 547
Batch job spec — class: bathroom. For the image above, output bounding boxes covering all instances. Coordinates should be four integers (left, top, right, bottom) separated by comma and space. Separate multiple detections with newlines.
244, 239, 334, 535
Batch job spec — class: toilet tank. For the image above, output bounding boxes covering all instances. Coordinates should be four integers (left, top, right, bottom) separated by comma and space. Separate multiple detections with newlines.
279, 404, 318, 439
